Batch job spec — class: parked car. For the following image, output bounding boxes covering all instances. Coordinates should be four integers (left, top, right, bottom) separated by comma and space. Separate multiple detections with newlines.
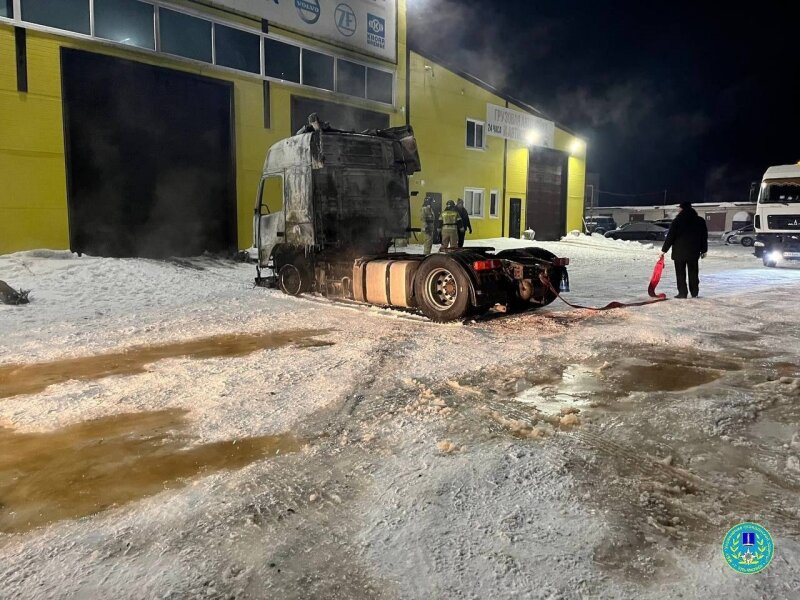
721, 224, 756, 247
604, 222, 669, 242
652, 218, 673, 229
584, 216, 618, 235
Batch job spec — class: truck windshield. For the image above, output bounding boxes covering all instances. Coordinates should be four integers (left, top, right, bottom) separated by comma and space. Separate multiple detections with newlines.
760, 179, 800, 204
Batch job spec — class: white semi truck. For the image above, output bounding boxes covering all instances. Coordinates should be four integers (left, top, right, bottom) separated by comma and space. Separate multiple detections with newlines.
754, 163, 800, 267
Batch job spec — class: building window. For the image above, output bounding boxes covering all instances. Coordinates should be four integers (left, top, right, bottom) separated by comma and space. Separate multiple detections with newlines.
264, 38, 300, 83
489, 190, 499, 218
302, 49, 334, 91
159, 8, 212, 63
21, 0, 90, 34
215, 23, 260, 74
464, 188, 485, 218
9, 1, 395, 105
466, 119, 484, 149
367, 68, 393, 104
95, 0, 155, 50
337, 59, 366, 98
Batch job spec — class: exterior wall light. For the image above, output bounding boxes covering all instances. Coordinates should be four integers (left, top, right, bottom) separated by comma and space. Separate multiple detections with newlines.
570, 139, 585, 155
525, 130, 541, 146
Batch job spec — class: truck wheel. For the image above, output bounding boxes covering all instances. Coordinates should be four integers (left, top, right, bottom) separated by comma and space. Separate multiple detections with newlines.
741, 237, 754, 247
415, 255, 473, 322
278, 262, 312, 295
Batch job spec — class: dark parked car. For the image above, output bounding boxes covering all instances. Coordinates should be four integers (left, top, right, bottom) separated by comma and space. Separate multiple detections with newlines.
584, 216, 618, 235
604, 222, 669, 241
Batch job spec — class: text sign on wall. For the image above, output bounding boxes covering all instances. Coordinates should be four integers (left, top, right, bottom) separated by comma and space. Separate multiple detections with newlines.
210, 0, 397, 62
486, 103, 555, 148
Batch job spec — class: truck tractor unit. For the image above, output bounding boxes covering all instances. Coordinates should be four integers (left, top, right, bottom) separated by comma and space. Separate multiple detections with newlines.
754, 164, 800, 267
253, 121, 570, 322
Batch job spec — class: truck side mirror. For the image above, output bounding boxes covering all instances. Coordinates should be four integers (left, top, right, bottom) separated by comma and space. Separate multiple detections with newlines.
410, 191, 419, 197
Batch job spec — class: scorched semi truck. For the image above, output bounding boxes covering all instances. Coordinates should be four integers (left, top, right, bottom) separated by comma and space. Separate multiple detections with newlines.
253, 118, 570, 322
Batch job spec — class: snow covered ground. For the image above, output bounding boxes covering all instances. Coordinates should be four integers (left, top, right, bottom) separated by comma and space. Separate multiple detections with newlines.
1, 235, 800, 599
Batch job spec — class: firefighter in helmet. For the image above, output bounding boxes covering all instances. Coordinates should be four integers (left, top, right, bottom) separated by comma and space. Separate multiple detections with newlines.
440, 200, 462, 250
421, 195, 436, 255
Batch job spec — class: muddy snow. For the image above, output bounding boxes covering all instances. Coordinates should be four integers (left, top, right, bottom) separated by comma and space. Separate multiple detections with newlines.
1, 236, 799, 598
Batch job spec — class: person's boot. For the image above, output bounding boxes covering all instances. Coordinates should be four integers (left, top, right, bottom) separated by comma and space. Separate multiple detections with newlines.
674, 294, 687, 299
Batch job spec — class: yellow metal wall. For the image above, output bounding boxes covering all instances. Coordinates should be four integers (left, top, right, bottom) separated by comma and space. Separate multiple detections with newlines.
554, 127, 586, 233
0, 0, 406, 254
408, 56, 586, 240
0, 27, 69, 252
407, 51, 505, 239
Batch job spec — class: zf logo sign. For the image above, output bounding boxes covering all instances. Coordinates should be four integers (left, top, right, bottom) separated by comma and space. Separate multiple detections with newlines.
295, 0, 321, 25
335, 4, 357, 37
367, 13, 385, 49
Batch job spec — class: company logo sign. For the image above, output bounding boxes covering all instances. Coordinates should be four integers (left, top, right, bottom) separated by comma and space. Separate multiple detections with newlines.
367, 13, 386, 49
335, 4, 357, 37
722, 522, 774, 574
295, 0, 321, 24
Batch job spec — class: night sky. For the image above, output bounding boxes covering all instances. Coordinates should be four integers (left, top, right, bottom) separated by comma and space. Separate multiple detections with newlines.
408, 1, 800, 206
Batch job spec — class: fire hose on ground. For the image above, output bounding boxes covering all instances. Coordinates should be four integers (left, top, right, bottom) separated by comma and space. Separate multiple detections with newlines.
540, 255, 668, 311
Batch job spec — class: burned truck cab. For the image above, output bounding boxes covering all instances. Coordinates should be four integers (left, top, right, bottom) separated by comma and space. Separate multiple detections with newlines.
254, 126, 419, 294
254, 121, 569, 322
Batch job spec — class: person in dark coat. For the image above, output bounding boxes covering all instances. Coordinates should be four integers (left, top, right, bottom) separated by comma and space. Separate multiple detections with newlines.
661, 202, 708, 298
455, 199, 472, 248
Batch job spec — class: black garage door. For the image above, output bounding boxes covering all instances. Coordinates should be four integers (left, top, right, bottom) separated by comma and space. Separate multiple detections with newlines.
61, 49, 237, 258
526, 147, 569, 241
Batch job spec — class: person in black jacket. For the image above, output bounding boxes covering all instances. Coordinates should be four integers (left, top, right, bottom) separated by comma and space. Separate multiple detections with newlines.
455, 199, 473, 247
661, 202, 708, 298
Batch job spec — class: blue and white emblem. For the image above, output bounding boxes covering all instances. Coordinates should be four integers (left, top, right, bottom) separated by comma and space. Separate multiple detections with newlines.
722, 522, 774, 574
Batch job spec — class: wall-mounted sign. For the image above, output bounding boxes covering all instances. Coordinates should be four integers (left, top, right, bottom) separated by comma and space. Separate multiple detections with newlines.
210, 0, 397, 63
486, 103, 555, 148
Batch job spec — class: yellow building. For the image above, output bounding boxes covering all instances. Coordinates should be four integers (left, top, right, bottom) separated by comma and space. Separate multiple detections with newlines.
407, 51, 586, 241
0, 0, 584, 256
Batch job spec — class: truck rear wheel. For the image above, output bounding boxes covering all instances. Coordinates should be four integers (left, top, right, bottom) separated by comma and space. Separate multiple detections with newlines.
414, 255, 473, 322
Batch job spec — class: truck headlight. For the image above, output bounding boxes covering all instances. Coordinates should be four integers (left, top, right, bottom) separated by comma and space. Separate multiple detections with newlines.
769, 251, 783, 263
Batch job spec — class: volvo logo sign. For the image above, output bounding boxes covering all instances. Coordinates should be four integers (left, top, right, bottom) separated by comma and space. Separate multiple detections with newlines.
334, 4, 357, 37
295, 0, 321, 24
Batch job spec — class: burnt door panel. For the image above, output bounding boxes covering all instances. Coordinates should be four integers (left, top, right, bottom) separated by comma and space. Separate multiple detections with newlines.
509, 198, 522, 239
526, 148, 569, 241
61, 48, 236, 258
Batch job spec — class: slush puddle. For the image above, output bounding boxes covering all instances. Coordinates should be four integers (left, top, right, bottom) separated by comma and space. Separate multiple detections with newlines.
0, 410, 303, 534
